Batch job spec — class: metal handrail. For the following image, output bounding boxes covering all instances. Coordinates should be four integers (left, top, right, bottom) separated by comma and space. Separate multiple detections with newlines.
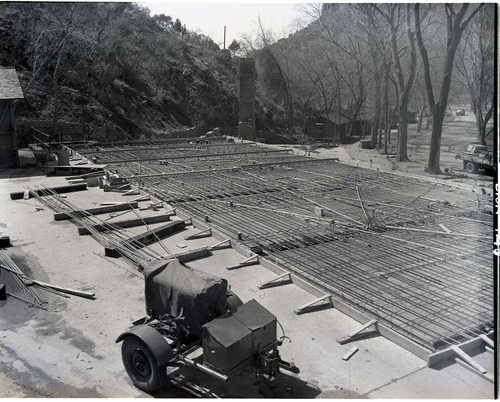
30, 124, 91, 145
31, 127, 51, 150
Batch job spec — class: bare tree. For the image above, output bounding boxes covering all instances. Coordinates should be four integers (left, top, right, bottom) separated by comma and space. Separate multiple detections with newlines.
415, 3, 483, 174
455, 6, 494, 145
373, 4, 418, 162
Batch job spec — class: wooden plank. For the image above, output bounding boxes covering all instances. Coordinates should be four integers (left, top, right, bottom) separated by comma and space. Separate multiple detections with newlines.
438, 224, 452, 233
428, 332, 494, 367
450, 345, 487, 374
342, 347, 359, 361
11, 183, 87, 200
31, 280, 95, 300
455, 358, 494, 384
480, 334, 494, 348
54, 201, 139, 221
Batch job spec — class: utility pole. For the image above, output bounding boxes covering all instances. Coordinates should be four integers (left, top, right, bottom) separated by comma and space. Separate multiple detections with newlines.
223, 26, 226, 49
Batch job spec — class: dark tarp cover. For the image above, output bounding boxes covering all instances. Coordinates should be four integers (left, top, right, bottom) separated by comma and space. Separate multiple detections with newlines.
143, 258, 228, 337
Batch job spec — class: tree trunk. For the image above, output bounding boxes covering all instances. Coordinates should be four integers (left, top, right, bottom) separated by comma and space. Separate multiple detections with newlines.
388, 5, 417, 162
384, 126, 388, 154
427, 106, 446, 174
383, 68, 389, 154
371, 67, 382, 145
378, 125, 382, 150
426, 112, 431, 130
397, 106, 409, 160
415, 4, 483, 174
416, 99, 426, 133
479, 126, 486, 145
427, 42, 459, 175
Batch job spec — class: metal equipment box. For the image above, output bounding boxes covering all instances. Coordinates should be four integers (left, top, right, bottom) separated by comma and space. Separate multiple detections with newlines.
233, 299, 277, 352
202, 313, 253, 373
202, 299, 277, 373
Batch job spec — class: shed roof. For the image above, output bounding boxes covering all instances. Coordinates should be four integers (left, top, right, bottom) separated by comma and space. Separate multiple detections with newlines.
0, 68, 24, 100
319, 113, 351, 125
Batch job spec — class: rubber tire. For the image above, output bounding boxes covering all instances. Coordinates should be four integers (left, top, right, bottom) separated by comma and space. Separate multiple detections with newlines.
466, 161, 478, 174
121, 337, 166, 392
227, 291, 244, 313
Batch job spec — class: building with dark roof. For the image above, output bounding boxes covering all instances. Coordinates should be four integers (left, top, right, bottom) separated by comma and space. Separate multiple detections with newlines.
0, 67, 24, 166
305, 108, 369, 144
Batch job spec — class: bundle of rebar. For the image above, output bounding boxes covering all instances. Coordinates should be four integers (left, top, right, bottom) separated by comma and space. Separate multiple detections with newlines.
27, 184, 172, 271
0, 252, 48, 309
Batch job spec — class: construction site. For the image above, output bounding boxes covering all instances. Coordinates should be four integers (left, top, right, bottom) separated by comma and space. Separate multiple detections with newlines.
0, 60, 496, 398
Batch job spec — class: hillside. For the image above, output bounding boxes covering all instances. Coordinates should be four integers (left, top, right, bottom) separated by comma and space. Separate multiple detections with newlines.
0, 3, 259, 141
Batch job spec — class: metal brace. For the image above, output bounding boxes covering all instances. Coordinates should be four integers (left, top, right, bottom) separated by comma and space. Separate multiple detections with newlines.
451, 345, 487, 374
294, 294, 333, 315
258, 272, 292, 289
336, 319, 378, 344
122, 188, 140, 196
132, 194, 150, 202
184, 228, 212, 240
209, 239, 231, 251
226, 254, 259, 270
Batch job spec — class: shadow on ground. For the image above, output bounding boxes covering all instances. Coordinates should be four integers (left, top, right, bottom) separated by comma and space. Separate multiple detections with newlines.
150, 365, 322, 398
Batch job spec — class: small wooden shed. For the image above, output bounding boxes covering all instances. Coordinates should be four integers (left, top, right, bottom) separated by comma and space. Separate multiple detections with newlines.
305, 108, 370, 144
305, 113, 350, 144
0, 68, 24, 166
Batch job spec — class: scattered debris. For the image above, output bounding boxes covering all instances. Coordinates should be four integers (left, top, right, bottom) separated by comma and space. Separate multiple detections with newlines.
342, 347, 359, 361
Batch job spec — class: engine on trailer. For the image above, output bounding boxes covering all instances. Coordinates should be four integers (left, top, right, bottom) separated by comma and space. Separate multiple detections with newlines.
116, 258, 297, 393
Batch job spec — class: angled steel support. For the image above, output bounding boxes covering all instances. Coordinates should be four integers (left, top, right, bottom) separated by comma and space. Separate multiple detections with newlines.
258, 272, 292, 289
336, 319, 379, 344
185, 228, 212, 240
294, 294, 333, 315
226, 254, 259, 270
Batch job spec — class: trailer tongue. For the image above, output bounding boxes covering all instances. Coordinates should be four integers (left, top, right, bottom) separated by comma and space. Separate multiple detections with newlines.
116, 258, 297, 393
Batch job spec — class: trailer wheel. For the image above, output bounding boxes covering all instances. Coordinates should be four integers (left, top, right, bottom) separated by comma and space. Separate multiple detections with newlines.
122, 337, 166, 392
466, 161, 478, 174
227, 291, 243, 312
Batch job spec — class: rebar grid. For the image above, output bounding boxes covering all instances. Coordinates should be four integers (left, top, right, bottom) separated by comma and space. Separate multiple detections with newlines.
73, 144, 494, 352
269, 232, 492, 350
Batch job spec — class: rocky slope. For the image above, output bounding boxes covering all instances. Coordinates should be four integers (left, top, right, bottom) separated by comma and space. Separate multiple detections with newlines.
0, 3, 247, 142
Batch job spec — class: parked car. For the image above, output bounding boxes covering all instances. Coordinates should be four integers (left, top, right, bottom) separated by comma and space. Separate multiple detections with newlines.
456, 109, 466, 116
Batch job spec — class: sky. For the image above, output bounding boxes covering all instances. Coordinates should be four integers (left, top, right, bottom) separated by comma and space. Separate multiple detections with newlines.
143, 2, 308, 48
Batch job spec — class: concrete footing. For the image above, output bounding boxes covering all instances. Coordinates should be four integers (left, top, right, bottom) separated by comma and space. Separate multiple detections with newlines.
54, 201, 139, 221
77, 213, 173, 235
10, 183, 87, 200
104, 220, 186, 257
